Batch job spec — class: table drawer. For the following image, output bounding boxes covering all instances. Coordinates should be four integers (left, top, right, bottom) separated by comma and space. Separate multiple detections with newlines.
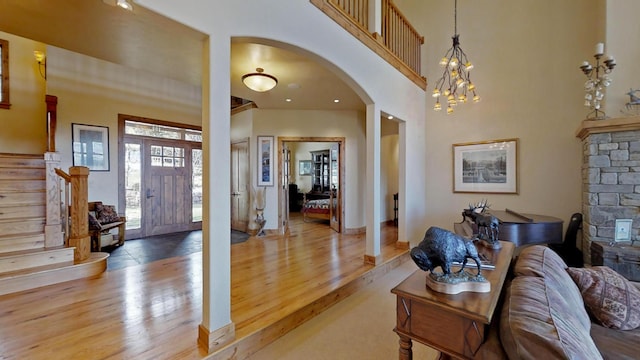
396, 296, 486, 358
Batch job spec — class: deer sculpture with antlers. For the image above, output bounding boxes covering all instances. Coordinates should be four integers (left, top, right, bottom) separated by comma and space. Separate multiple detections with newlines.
462, 200, 501, 248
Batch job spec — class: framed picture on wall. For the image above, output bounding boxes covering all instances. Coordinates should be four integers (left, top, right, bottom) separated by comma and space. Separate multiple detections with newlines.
257, 135, 274, 186
72, 123, 110, 171
299, 160, 312, 176
453, 138, 518, 193
615, 219, 633, 242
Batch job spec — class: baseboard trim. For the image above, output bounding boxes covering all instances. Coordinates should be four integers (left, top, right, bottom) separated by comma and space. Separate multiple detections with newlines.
198, 322, 235, 354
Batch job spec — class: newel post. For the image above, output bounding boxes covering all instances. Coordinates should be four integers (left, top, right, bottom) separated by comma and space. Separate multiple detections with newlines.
68, 166, 91, 261
44, 152, 63, 247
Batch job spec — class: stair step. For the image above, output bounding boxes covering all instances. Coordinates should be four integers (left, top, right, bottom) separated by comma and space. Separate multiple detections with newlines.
0, 246, 74, 274
0, 232, 45, 253
0, 217, 45, 237
0, 154, 45, 168
0, 204, 46, 221
0, 252, 109, 297
0, 167, 45, 180
0, 191, 46, 206
0, 179, 46, 192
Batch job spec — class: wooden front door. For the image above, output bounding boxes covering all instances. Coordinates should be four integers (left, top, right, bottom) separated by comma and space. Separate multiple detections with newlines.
144, 139, 194, 236
231, 140, 249, 232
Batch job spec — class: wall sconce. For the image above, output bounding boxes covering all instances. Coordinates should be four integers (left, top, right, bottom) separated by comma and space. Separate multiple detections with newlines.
116, 0, 133, 11
33, 50, 46, 80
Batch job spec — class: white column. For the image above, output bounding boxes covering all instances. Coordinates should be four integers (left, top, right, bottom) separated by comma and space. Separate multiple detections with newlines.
198, 35, 235, 352
365, 103, 381, 264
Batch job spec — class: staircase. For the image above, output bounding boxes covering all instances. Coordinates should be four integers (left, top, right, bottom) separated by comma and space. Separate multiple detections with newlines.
0, 153, 108, 297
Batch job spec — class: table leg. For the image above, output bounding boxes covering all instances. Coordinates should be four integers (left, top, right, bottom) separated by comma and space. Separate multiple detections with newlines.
398, 334, 412, 360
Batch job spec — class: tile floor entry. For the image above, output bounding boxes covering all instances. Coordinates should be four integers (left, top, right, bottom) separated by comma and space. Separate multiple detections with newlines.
105, 230, 249, 271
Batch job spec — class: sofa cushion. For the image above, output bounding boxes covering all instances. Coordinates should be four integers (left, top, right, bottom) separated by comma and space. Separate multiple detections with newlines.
95, 203, 120, 224
500, 276, 603, 360
512, 245, 591, 330
567, 266, 640, 330
88, 212, 102, 230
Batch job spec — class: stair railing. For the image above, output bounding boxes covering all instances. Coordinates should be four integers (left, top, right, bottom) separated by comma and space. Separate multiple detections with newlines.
52, 165, 91, 261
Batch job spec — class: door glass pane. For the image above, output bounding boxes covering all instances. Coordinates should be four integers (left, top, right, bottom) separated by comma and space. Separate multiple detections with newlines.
125, 143, 142, 229
192, 149, 203, 222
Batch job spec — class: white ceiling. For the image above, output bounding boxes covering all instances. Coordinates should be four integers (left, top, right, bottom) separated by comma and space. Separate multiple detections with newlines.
0, 0, 364, 111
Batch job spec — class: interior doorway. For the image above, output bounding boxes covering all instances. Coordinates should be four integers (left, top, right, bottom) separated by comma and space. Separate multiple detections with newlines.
278, 137, 345, 234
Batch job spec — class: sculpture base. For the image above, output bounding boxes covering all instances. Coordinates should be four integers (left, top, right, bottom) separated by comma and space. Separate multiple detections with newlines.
425, 271, 490, 294
478, 238, 502, 250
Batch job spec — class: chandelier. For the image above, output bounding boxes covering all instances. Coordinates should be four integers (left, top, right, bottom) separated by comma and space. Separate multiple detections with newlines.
432, 0, 479, 114
242, 68, 278, 92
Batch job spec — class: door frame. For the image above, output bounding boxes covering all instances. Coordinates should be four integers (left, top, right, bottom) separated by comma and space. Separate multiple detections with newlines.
277, 136, 345, 234
118, 114, 203, 239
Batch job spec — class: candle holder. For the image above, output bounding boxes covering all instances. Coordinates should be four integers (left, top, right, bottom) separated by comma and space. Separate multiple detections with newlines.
580, 43, 616, 120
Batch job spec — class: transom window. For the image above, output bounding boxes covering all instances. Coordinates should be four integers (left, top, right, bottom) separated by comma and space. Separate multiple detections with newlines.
0, 39, 10, 109
125, 120, 202, 142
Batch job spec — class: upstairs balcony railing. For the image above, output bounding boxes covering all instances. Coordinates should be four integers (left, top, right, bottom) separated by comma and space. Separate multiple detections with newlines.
311, 0, 426, 89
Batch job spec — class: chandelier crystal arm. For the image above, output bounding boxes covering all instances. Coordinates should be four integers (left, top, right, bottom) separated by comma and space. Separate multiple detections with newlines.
432, 1, 480, 114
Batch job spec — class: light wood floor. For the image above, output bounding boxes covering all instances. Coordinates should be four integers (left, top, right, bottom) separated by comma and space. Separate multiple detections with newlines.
0, 213, 407, 360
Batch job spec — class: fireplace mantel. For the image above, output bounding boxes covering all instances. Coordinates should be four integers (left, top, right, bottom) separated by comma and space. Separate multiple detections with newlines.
576, 115, 640, 140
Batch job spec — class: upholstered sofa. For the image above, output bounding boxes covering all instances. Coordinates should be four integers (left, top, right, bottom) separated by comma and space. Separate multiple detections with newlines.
476, 245, 640, 360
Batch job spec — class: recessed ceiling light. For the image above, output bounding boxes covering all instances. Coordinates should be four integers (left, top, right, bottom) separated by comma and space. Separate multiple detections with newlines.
388, 115, 394, 120
333, 99, 340, 103
285, 98, 292, 102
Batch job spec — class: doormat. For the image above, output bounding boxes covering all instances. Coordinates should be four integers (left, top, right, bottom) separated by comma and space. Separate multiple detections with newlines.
231, 230, 250, 244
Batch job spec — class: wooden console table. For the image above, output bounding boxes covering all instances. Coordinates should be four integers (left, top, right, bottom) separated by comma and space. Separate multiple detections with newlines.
391, 241, 514, 360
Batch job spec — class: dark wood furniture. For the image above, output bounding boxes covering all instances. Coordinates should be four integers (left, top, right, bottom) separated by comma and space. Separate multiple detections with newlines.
488, 209, 563, 248
310, 149, 330, 193
391, 241, 515, 360
591, 241, 640, 281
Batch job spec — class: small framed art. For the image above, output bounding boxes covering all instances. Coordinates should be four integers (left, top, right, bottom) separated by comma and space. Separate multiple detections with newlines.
257, 135, 274, 187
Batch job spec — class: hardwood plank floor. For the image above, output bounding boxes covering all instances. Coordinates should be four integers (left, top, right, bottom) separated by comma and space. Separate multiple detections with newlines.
0, 213, 406, 360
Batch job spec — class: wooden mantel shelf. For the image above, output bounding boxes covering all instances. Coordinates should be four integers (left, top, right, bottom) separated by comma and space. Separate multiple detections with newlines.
576, 115, 640, 140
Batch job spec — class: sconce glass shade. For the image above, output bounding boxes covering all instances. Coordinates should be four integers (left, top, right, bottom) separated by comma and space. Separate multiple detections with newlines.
33, 51, 45, 63
116, 0, 133, 11
242, 68, 278, 92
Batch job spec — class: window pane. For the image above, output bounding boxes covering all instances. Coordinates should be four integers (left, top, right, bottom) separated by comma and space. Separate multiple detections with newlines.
151, 145, 162, 156
125, 143, 142, 230
192, 149, 202, 222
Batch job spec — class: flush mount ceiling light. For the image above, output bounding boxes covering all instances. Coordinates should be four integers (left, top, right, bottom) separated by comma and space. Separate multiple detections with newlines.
242, 68, 278, 92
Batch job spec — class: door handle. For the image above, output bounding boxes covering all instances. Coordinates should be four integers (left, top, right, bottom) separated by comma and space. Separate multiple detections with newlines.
146, 189, 155, 198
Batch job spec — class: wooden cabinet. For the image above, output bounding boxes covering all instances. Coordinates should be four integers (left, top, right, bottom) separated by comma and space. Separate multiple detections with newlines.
310, 150, 330, 194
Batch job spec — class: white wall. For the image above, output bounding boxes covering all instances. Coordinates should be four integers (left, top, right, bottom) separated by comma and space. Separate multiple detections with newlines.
138, 0, 428, 243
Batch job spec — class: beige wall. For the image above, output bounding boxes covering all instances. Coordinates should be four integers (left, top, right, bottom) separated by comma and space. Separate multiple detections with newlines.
0, 32, 47, 154
290, 141, 336, 193
394, 0, 605, 235
47, 46, 201, 206
381, 117, 399, 222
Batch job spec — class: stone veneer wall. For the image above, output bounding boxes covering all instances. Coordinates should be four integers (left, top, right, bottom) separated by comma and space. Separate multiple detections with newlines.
582, 129, 640, 264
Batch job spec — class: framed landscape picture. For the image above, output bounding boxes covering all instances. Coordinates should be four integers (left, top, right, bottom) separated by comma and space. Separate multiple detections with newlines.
453, 138, 518, 194
299, 160, 312, 176
72, 123, 110, 171
257, 135, 274, 186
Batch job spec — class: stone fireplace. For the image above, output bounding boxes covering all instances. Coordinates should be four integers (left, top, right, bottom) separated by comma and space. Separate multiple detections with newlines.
577, 115, 640, 264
